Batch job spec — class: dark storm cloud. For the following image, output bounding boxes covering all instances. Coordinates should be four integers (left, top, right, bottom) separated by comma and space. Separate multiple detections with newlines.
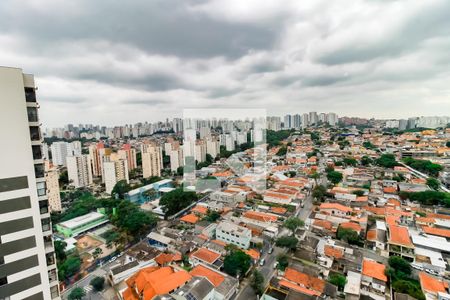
0, 0, 279, 59
0, 0, 449, 126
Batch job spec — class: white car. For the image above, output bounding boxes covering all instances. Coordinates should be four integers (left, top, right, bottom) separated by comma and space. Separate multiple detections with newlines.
259, 259, 265, 266
411, 263, 423, 271
425, 269, 439, 276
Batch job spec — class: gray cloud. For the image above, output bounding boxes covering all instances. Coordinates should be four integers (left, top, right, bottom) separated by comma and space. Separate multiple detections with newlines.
0, 0, 449, 127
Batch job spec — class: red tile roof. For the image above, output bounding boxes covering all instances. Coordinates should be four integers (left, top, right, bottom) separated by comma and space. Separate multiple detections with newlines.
388, 225, 413, 247
243, 211, 278, 222
180, 214, 199, 224
319, 203, 352, 213
191, 248, 221, 264
283, 268, 325, 295
362, 259, 387, 282
419, 271, 448, 294
339, 222, 362, 233
324, 245, 343, 259
190, 264, 225, 287
422, 226, 450, 238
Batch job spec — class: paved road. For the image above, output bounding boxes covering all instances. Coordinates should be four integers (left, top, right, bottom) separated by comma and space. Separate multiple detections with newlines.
61, 261, 110, 299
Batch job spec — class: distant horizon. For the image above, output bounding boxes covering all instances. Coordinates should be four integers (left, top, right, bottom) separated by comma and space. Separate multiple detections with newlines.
43, 113, 450, 129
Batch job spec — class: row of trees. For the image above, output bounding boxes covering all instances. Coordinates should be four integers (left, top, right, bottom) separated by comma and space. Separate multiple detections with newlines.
402, 157, 443, 177
159, 188, 198, 217
400, 190, 450, 207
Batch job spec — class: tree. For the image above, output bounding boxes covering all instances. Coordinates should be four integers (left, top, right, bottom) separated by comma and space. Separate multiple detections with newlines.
352, 190, 365, 197
283, 217, 304, 235
159, 188, 198, 217
392, 280, 424, 300
54, 240, 67, 262
90, 276, 105, 292
375, 154, 398, 168
363, 141, 376, 149
312, 185, 327, 201
204, 210, 221, 222
328, 274, 347, 291
111, 180, 132, 199
276, 236, 298, 250
426, 177, 440, 190
68, 287, 85, 300
112, 201, 158, 237
336, 227, 360, 245
343, 157, 357, 166
388, 256, 411, 279
92, 247, 103, 259
276, 147, 287, 156
58, 255, 82, 280
402, 157, 443, 177
250, 270, 265, 295
361, 156, 373, 166
59, 170, 69, 186
277, 254, 289, 271
327, 171, 343, 184
223, 250, 251, 277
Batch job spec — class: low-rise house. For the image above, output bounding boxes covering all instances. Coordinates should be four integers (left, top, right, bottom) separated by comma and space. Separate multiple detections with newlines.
387, 225, 415, 259
319, 203, 352, 218
190, 248, 221, 268
121, 266, 192, 300
360, 259, 388, 300
241, 210, 278, 228
278, 267, 326, 297
419, 271, 450, 300
216, 221, 252, 249
148, 232, 176, 251
172, 276, 215, 300
189, 263, 239, 300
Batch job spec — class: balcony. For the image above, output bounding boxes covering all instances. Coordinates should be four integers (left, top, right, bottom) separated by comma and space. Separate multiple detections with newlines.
48, 269, 58, 283
29, 126, 41, 141
32, 145, 43, 160
46, 252, 56, 266
27, 106, 39, 122
37, 181, 46, 197
39, 200, 49, 214
25, 87, 36, 102
44, 236, 53, 250
34, 163, 45, 178
41, 217, 51, 232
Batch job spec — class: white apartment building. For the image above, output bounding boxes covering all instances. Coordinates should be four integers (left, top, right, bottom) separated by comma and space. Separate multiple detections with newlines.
0, 66, 60, 299
195, 141, 207, 163
118, 146, 137, 171
169, 148, 184, 171
216, 221, 252, 249
142, 144, 163, 178
50, 141, 68, 166
327, 113, 338, 126
44, 162, 61, 212
104, 159, 129, 194
67, 155, 93, 188
68, 141, 82, 156
206, 139, 220, 158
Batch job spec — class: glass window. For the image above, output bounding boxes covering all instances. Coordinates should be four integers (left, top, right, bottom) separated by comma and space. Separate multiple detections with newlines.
37, 181, 46, 196
34, 164, 45, 178
29, 126, 41, 141
32, 145, 42, 160
27, 107, 38, 122
25, 87, 36, 102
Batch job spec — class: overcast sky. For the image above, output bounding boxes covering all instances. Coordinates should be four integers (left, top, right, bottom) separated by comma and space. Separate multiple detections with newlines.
1, 0, 450, 127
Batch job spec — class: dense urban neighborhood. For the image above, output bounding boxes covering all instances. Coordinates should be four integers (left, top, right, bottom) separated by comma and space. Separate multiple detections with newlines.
36, 113, 450, 300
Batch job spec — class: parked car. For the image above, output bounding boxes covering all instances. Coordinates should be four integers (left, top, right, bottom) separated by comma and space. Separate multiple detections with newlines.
268, 248, 273, 254
425, 268, 439, 276
259, 258, 265, 266
411, 263, 424, 271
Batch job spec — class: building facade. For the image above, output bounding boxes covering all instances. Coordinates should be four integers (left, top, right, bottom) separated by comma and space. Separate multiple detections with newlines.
0, 67, 60, 299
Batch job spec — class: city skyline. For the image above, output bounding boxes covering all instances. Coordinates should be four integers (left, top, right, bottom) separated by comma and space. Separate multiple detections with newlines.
1, 0, 450, 127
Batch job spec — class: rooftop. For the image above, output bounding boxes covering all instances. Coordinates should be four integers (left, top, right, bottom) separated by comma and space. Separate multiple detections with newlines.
58, 211, 107, 229
362, 259, 387, 282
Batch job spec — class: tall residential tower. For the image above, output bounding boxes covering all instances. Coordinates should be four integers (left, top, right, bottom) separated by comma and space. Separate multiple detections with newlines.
0, 67, 60, 299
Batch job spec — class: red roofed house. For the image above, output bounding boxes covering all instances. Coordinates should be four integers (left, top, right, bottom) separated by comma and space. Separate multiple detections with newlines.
122, 266, 192, 300
190, 248, 221, 267
279, 267, 325, 297
387, 225, 414, 260
419, 271, 449, 299
361, 259, 388, 298
319, 203, 352, 218
180, 214, 199, 224
189, 264, 239, 300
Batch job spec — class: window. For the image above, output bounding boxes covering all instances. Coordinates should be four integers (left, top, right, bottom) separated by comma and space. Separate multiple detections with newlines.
32, 145, 42, 160
44, 235, 53, 248
25, 87, 36, 102
41, 218, 51, 232
34, 164, 45, 178
37, 181, 46, 196
27, 107, 39, 122
50, 285, 59, 298
46, 253, 56, 266
48, 269, 57, 282
0, 276, 7, 286
39, 200, 49, 214
29, 126, 41, 141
